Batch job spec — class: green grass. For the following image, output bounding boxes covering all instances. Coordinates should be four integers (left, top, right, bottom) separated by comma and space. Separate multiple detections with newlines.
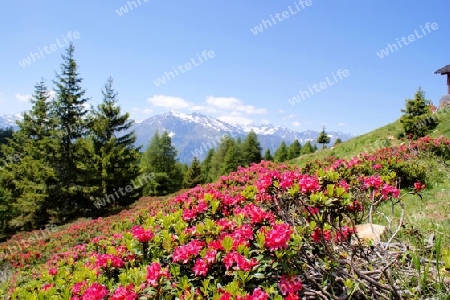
292, 108, 450, 167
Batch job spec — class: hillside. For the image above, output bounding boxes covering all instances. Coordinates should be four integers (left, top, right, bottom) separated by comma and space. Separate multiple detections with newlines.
1, 132, 450, 298
292, 107, 450, 167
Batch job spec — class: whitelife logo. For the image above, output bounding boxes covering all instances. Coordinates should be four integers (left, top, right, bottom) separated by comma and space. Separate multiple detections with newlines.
18, 31, 81, 68
376, 22, 438, 58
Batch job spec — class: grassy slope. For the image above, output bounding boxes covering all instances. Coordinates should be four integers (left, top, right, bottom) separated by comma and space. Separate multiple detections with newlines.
291, 109, 450, 245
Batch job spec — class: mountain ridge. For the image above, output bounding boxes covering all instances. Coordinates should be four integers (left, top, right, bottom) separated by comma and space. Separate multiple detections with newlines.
0, 111, 353, 163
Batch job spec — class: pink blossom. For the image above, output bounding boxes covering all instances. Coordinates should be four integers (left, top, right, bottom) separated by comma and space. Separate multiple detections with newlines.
279, 275, 303, 295
264, 223, 293, 251
131, 226, 154, 243
192, 258, 209, 276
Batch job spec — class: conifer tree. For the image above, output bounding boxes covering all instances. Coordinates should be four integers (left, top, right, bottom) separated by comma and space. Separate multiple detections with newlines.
263, 149, 273, 161
51, 44, 89, 212
201, 148, 215, 183
274, 141, 288, 162
287, 139, 302, 159
316, 127, 331, 149
242, 130, 262, 166
209, 135, 236, 180
183, 157, 205, 188
300, 141, 313, 155
400, 87, 438, 139
334, 138, 342, 146
140, 131, 181, 195
220, 145, 240, 175
0, 80, 57, 229
84, 77, 141, 207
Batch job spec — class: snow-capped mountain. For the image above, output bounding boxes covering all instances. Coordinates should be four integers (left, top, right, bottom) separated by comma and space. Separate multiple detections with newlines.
133, 111, 353, 163
0, 114, 22, 130
0, 111, 353, 163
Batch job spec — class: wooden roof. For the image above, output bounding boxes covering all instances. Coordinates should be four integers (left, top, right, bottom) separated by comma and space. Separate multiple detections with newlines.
435, 65, 450, 75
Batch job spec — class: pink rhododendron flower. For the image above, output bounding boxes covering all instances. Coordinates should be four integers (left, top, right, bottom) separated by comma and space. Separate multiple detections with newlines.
110, 284, 138, 300
42, 283, 55, 291
244, 287, 269, 300
48, 267, 58, 276
146, 262, 170, 287
363, 175, 383, 189
285, 293, 299, 300
264, 223, 293, 251
223, 251, 258, 271
192, 258, 209, 276
381, 184, 400, 199
414, 182, 426, 192
311, 228, 331, 243
80, 283, 109, 300
279, 275, 303, 295
172, 240, 205, 263
372, 164, 382, 169
204, 249, 217, 264
131, 226, 154, 243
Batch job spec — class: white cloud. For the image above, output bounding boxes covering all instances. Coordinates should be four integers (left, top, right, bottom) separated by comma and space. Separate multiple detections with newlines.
338, 122, 346, 126
15, 93, 31, 103
206, 96, 266, 115
189, 105, 217, 113
282, 113, 296, 121
143, 108, 153, 114
147, 95, 189, 109
206, 96, 241, 110
236, 105, 267, 114
293, 121, 301, 127
278, 109, 285, 114
261, 119, 271, 124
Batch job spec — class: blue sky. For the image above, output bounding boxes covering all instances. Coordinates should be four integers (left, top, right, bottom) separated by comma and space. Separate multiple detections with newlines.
1, 0, 449, 136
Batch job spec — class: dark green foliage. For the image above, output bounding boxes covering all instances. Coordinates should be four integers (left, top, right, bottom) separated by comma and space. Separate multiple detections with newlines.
201, 148, 215, 183
274, 141, 288, 162
0, 46, 146, 232
316, 127, 331, 149
183, 157, 205, 188
333, 138, 342, 146
300, 141, 313, 155
287, 139, 301, 159
242, 131, 262, 166
209, 135, 237, 180
0, 80, 57, 229
220, 145, 240, 175
84, 77, 141, 207
140, 131, 182, 196
51, 44, 90, 215
400, 88, 438, 140
263, 149, 273, 161
0, 128, 13, 158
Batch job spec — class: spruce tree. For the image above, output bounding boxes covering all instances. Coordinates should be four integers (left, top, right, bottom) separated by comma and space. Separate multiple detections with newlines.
263, 149, 273, 161
274, 141, 288, 163
140, 131, 181, 195
333, 138, 342, 146
0, 80, 57, 229
209, 135, 236, 180
300, 141, 313, 155
201, 148, 215, 183
242, 130, 262, 166
84, 77, 141, 207
287, 139, 302, 159
52, 44, 89, 212
400, 88, 438, 139
220, 145, 240, 175
183, 157, 205, 188
316, 127, 331, 149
